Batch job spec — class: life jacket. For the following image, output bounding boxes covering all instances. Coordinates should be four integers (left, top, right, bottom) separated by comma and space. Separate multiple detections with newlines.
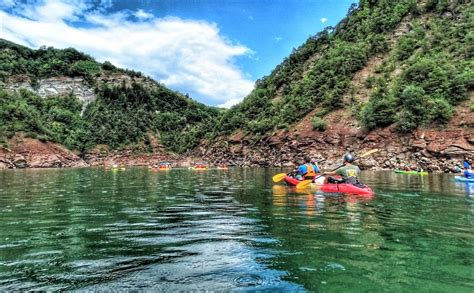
304, 163, 317, 179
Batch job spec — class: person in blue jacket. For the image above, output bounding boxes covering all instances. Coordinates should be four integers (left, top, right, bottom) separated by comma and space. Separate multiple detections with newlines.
295, 156, 320, 180
463, 158, 471, 169
463, 164, 473, 179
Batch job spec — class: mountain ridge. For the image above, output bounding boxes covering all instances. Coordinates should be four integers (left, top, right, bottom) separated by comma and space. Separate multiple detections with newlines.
1, 0, 473, 170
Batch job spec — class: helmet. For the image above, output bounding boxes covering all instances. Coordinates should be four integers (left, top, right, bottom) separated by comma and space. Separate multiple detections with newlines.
304, 156, 311, 163
343, 153, 354, 163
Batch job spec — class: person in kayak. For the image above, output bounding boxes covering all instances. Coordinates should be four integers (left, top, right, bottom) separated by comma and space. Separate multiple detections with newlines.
463, 158, 471, 169
323, 153, 361, 185
453, 165, 462, 173
296, 156, 320, 180
463, 163, 473, 179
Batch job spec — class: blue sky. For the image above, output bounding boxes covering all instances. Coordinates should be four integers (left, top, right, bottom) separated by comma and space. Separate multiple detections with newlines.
0, 0, 354, 107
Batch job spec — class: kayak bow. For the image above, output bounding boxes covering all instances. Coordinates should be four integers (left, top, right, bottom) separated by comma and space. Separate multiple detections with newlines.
454, 176, 474, 182
394, 169, 428, 175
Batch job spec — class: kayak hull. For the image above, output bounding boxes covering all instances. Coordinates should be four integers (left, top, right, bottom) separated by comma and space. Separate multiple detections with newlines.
319, 183, 374, 196
394, 170, 428, 175
284, 176, 374, 196
284, 176, 301, 186
454, 176, 474, 182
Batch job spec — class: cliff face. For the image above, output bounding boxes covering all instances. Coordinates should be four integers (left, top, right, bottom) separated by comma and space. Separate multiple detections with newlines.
0, 136, 87, 169
199, 101, 473, 171
2, 73, 157, 106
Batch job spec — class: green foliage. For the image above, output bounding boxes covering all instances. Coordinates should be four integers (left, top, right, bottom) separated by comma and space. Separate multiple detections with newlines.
395, 85, 429, 132
0, 89, 87, 150
0, 82, 218, 154
0, 39, 121, 81
311, 116, 327, 131
82, 83, 218, 153
360, 3, 471, 133
216, 0, 417, 136
68, 60, 101, 77
101, 61, 116, 70
361, 88, 396, 130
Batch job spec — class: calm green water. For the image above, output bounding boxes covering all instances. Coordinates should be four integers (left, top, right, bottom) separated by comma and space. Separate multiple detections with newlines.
0, 168, 473, 291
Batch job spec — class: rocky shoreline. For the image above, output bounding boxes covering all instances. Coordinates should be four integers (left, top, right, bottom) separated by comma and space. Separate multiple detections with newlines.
0, 136, 197, 170
2, 101, 473, 172
197, 108, 474, 173
2, 127, 473, 173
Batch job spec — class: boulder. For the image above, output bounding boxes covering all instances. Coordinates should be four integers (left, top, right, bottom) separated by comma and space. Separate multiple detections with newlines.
13, 154, 27, 168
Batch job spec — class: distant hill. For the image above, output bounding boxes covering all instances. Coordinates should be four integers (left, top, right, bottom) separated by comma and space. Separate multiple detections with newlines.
0, 39, 220, 154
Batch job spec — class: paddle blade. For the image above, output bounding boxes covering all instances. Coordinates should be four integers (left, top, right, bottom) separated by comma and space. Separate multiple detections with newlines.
359, 149, 379, 158
272, 173, 287, 183
296, 180, 312, 189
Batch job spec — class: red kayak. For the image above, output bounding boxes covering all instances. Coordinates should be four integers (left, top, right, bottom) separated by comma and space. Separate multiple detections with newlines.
319, 183, 374, 196
284, 175, 374, 196
284, 176, 303, 186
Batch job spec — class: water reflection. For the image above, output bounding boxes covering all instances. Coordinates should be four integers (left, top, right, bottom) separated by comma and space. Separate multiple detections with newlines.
0, 168, 472, 291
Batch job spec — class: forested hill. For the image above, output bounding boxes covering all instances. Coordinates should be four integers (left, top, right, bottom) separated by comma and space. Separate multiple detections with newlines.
199, 0, 473, 170
0, 39, 220, 154
216, 0, 473, 136
0, 0, 473, 169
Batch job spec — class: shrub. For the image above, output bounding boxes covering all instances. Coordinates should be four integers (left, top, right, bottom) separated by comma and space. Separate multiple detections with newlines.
311, 116, 327, 131
428, 97, 453, 124
101, 61, 116, 70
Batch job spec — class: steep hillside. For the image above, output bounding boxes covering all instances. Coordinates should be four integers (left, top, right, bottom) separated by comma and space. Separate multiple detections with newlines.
0, 39, 219, 168
1, 0, 473, 171
201, 0, 474, 171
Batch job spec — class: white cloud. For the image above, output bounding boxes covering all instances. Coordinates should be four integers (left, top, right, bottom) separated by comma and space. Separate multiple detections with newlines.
135, 9, 153, 20
320, 17, 328, 23
0, 0, 254, 107
218, 98, 243, 108
274, 36, 283, 42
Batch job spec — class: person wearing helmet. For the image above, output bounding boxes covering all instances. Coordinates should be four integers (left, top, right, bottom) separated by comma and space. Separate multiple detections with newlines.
463, 162, 473, 179
463, 158, 471, 169
323, 153, 361, 184
296, 156, 320, 180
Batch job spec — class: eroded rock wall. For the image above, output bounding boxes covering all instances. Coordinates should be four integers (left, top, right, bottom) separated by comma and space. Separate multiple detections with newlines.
198, 106, 474, 172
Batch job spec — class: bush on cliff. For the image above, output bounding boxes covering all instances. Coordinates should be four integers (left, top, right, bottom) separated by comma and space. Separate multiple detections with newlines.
311, 116, 327, 131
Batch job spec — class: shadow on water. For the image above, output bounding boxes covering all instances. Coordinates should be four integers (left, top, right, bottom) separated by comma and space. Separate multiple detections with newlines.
0, 168, 473, 291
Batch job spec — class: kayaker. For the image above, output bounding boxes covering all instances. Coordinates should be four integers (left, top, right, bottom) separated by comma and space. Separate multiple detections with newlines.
463, 158, 471, 169
463, 164, 473, 179
323, 153, 360, 184
453, 165, 462, 173
296, 156, 320, 180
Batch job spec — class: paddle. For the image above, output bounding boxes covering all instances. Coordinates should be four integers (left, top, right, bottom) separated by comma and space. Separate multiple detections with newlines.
272, 173, 288, 183
296, 149, 379, 189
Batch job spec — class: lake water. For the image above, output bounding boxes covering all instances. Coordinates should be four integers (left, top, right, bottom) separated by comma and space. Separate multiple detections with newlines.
0, 168, 473, 291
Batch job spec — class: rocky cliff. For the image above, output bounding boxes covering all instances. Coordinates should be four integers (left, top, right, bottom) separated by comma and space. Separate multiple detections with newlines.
199, 96, 474, 172
2, 73, 157, 106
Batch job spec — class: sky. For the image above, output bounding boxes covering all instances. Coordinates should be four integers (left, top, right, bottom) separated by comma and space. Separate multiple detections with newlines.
0, 0, 354, 107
